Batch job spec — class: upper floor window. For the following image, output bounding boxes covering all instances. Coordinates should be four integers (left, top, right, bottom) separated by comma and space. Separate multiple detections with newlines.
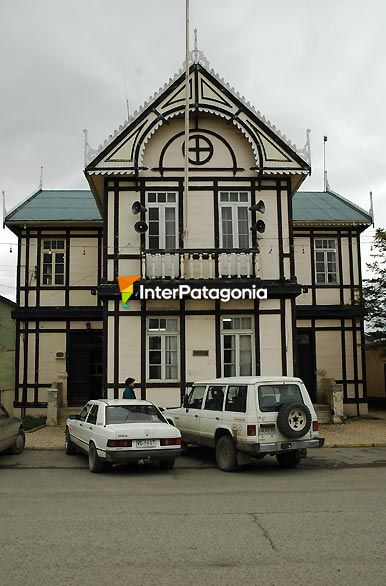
146, 192, 178, 251
219, 192, 250, 249
42, 240, 65, 285
314, 239, 337, 284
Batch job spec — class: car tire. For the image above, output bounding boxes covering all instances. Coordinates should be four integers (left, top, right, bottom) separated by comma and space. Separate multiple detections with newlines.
65, 429, 77, 455
159, 458, 176, 470
276, 451, 302, 469
88, 442, 105, 473
276, 402, 312, 439
10, 428, 25, 455
215, 435, 238, 472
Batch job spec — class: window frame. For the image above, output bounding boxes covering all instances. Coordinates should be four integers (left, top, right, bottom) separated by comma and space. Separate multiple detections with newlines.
314, 238, 338, 284
146, 192, 178, 251
147, 317, 179, 382
219, 191, 251, 249
41, 239, 66, 286
221, 316, 254, 377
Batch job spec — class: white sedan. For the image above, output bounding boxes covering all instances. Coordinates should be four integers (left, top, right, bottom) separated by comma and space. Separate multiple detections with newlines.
65, 399, 182, 473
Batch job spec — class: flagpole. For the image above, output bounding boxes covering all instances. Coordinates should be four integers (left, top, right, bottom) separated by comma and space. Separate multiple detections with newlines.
183, 0, 190, 241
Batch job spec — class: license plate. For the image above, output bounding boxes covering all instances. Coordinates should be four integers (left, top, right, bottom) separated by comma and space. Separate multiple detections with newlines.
135, 439, 156, 448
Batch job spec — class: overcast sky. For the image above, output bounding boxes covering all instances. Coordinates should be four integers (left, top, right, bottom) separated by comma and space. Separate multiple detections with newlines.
1, 0, 385, 299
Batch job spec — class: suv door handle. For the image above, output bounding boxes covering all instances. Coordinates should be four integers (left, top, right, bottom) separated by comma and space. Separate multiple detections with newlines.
89, 426, 93, 430
194, 415, 199, 418
79, 423, 83, 427
215, 417, 220, 420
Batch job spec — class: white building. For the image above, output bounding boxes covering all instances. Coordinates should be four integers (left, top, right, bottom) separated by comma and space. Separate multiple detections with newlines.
5, 51, 372, 416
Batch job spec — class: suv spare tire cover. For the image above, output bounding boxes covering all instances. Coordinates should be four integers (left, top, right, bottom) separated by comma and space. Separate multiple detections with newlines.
276, 402, 312, 439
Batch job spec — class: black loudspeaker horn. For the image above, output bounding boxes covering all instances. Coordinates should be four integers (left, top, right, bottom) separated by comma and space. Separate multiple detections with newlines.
250, 220, 265, 234
249, 200, 265, 214
132, 201, 147, 215
134, 221, 148, 233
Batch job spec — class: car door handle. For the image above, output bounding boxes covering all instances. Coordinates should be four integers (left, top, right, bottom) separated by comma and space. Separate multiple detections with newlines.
79, 423, 83, 427
215, 417, 220, 420
195, 415, 199, 418
89, 426, 93, 430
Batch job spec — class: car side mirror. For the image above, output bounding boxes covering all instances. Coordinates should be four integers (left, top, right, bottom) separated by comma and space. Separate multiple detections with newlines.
182, 395, 189, 408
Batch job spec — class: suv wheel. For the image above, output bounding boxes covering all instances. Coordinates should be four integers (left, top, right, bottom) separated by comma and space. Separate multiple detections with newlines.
88, 442, 105, 473
215, 435, 238, 472
276, 402, 312, 439
276, 451, 302, 469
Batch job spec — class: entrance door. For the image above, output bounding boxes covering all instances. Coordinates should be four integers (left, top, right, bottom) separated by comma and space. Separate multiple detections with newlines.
67, 331, 103, 406
296, 329, 316, 402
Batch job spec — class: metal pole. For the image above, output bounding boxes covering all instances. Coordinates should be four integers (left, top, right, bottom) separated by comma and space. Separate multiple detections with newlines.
323, 135, 327, 191
183, 0, 190, 241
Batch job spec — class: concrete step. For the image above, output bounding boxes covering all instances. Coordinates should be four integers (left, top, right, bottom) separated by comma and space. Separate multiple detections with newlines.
314, 403, 332, 424
58, 407, 81, 425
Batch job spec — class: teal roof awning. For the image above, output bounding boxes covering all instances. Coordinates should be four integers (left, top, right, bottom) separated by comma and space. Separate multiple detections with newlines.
292, 190, 372, 224
5, 188, 372, 226
6, 190, 102, 223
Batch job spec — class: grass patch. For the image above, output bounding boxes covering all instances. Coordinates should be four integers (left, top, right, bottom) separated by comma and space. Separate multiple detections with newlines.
22, 415, 47, 431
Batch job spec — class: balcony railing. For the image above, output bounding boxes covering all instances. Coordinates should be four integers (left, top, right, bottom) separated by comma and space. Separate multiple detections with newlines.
141, 248, 260, 280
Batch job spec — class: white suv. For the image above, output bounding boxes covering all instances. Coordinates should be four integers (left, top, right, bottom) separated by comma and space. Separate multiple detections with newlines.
164, 376, 324, 471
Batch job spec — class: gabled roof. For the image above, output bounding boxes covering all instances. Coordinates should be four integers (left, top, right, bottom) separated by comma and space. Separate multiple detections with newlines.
5, 190, 102, 225
293, 190, 372, 225
85, 51, 311, 177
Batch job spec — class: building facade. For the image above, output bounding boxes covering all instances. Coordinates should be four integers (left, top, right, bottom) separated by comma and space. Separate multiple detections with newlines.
5, 53, 372, 416
0, 294, 16, 414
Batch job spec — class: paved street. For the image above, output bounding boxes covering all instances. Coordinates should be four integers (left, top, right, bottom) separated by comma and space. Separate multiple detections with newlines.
1, 448, 386, 586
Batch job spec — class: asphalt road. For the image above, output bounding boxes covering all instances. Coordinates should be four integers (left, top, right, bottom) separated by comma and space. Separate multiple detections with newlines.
1, 448, 386, 586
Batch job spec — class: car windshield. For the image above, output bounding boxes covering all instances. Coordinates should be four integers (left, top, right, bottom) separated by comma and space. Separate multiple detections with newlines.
105, 405, 165, 424
258, 384, 304, 413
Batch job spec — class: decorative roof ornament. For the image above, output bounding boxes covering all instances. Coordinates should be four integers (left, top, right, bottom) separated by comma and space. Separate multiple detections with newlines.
297, 128, 311, 165
182, 28, 210, 68
85, 44, 311, 168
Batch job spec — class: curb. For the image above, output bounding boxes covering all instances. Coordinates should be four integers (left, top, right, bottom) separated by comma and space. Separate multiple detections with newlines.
25, 425, 47, 434
324, 442, 386, 448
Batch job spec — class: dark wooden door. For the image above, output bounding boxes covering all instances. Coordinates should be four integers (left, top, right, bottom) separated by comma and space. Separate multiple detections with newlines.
67, 331, 103, 406
296, 329, 316, 402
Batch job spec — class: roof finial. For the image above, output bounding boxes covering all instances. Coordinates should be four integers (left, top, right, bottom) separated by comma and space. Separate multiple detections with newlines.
2, 190, 7, 229
83, 129, 89, 167
194, 28, 198, 53
39, 166, 43, 190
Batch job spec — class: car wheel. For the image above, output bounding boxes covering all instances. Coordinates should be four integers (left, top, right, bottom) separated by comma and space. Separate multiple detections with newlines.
88, 442, 105, 473
65, 429, 77, 455
215, 435, 238, 472
159, 458, 176, 470
276, 451, 302, 469
276, 402, 312, 439
10, 428, 25, 455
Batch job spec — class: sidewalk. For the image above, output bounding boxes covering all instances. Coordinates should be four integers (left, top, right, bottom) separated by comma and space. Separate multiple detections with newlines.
25, 412, 386, 451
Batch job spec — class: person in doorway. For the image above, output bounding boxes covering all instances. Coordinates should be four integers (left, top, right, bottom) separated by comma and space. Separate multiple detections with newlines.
123, 377, 136, 399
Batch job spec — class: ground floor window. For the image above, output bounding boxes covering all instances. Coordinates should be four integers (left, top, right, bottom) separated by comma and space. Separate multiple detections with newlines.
221, 316, 253, 376
147, 317, 179, 381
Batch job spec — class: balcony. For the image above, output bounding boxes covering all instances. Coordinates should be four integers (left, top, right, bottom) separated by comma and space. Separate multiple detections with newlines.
141, 248, 260, 280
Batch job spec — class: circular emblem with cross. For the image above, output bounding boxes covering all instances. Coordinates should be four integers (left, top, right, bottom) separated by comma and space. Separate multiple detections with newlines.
182, 134, 214, 165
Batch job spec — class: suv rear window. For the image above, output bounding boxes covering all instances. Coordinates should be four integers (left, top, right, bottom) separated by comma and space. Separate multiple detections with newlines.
258, 384, 304, 412
106, 405, 165, 424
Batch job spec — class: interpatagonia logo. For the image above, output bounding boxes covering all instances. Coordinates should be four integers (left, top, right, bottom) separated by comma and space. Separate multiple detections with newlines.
117, 276, 141, 307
